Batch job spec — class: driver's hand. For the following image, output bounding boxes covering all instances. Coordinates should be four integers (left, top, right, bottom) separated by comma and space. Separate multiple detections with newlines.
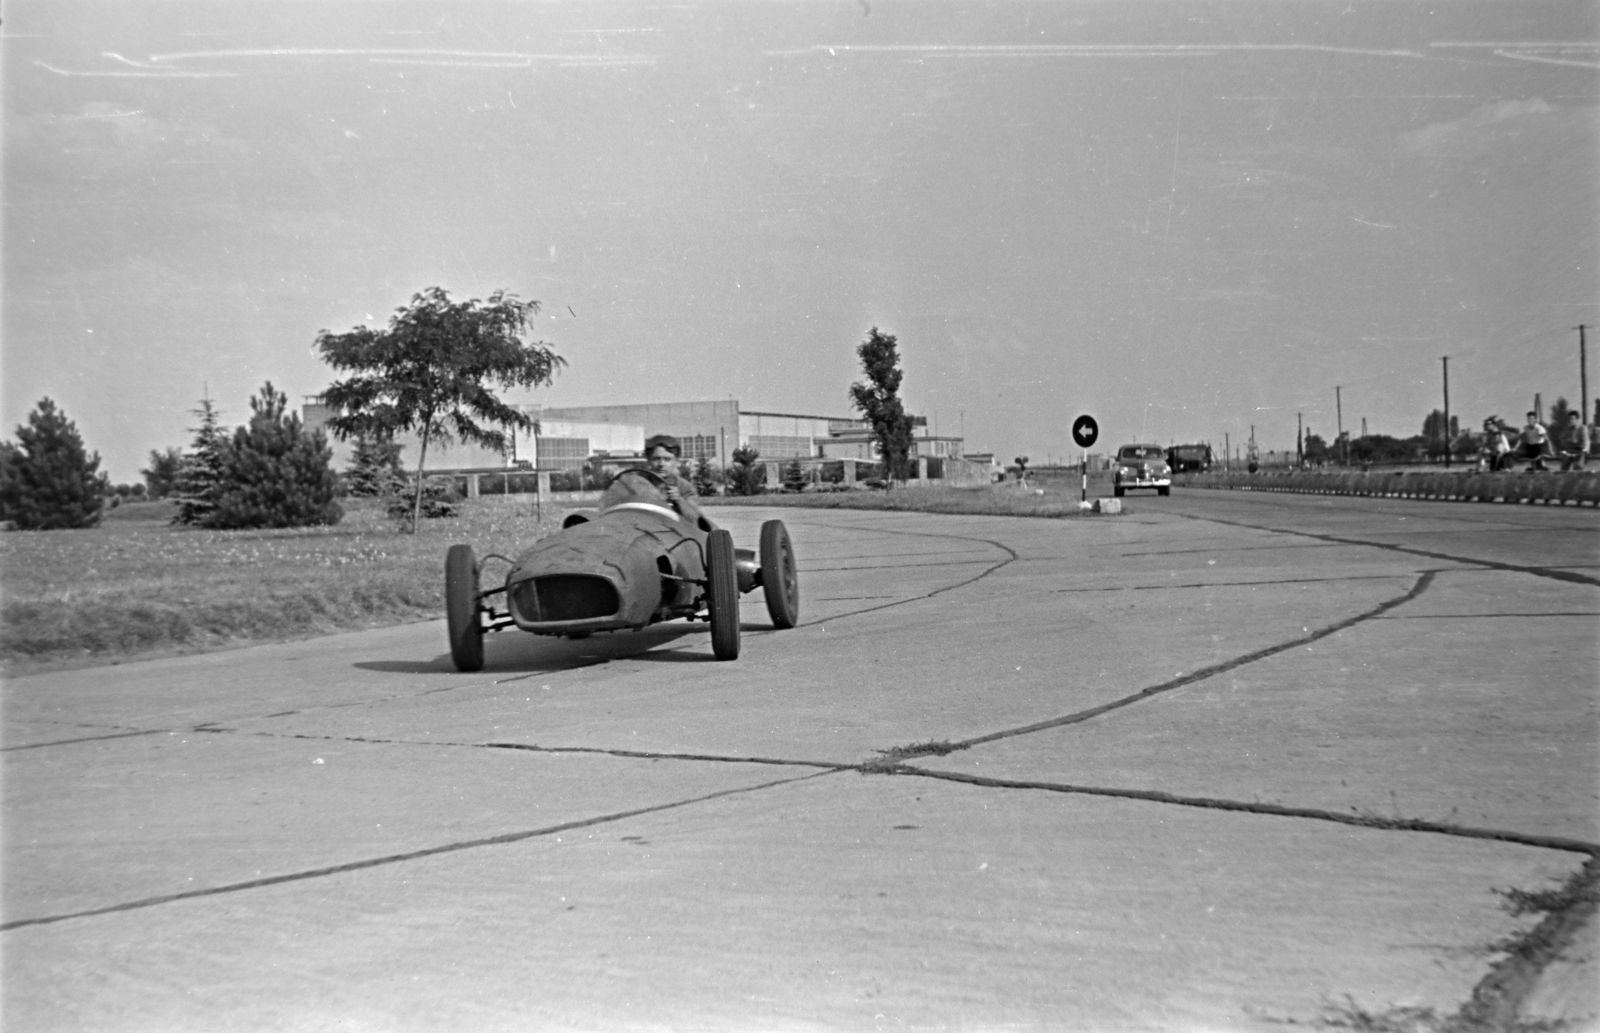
662, 483, 681, 502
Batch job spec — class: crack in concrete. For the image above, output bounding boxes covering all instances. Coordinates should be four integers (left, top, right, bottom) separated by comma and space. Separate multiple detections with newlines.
1171, 511, 1600, 587
0, 770, 840, 932
949, 570, 1441, 751
1048, 574, 1407, 594
868, 764, 1600, 856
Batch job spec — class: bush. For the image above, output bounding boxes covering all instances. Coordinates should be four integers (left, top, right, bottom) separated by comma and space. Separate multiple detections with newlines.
727, 445, 764, 496
782, 458, 806, 493
0, 398, 106, 530
386, 477, 461, 521
205, 383, 344, 529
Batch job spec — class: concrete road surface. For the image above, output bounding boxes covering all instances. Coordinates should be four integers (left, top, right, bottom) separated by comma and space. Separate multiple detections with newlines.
4, 490, 1597, 1031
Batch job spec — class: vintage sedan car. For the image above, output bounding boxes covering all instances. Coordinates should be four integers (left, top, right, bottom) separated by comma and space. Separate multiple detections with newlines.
1112, 444, 1172, 496
443, 468, 799, 671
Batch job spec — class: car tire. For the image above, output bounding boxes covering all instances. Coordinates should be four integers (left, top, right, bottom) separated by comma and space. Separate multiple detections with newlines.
1113, 484, 1125, 497
445, 544, 484, 672
705, 528, 741, 660
1158, 486, 1170, 496
759, 519, 800, 629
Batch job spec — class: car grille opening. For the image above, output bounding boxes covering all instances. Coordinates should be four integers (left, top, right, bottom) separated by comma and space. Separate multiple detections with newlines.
512, 575, 619, 623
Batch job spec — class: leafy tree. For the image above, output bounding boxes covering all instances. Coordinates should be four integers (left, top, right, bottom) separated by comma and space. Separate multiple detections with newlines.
316, 287, 565, 532
727, 444, 763, 496
173, 396, 228, 525
1014, 456, 1030, 481
345, 432, 406, 497
849, 327, 914, 485
142, 447, 184, 499
692, 454, 717, 497
0, 398, 106, 530
1421, 409, 1460, 459
1303, 433, 1331, 465
205, 382, 343, 529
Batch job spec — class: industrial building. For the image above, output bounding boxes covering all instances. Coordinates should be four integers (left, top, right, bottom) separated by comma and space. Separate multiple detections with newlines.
303, 397, 968, 477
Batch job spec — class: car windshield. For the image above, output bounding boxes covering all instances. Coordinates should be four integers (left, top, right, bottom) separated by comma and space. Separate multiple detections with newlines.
598, 469, 674, 514
1119, 446, 1164, 460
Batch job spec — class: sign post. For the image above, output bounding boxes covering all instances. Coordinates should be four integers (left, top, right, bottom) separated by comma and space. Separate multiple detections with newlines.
1071, 415, 1099, 502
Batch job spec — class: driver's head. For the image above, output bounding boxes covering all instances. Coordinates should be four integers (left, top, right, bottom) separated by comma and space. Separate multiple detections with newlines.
644, 434, 681, 474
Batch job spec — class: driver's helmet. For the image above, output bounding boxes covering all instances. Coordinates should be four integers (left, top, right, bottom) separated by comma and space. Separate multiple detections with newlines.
644, 434, 681, 457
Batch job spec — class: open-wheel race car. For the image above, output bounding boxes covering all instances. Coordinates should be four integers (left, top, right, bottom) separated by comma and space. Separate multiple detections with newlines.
442, 468, 800, 671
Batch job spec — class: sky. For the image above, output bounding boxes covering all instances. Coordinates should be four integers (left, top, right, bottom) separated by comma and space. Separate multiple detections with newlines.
4, 0, 1597, 481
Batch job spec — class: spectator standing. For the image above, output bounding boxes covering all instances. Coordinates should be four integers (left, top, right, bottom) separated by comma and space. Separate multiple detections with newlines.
1560, 411, 1592, 471
1518, 411, 1552, 471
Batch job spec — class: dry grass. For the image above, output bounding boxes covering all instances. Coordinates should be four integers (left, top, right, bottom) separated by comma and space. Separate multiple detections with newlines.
1, 496, 568, 675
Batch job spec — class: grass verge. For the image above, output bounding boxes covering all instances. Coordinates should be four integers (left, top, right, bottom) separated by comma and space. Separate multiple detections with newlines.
702, 481, 1115, 519
1, 496, 566, 676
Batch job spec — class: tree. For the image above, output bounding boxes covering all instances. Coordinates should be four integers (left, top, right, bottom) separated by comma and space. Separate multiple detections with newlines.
1303, 433, 1331, 465
316, 287, 565, 532
692, 454, 717, 497
727, 444, 763, 496
345, 432, 406, 497
142, 447, 184, 499
1546, 397, 1572, 451
205, 382, 343, 529
782, 458, 806, 493
1421, 409, 1460, 459
0, 398, 106, 530
849, 327, 914, 485
173, 396, 228, 525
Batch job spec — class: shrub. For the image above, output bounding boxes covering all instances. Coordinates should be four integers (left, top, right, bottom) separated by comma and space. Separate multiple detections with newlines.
0, 398, 106, 530
205, 383, 344, 529
782, 458, 806, 493
727, 445, 764, 496
692, 455, 718, 497
386, 477, 461, 521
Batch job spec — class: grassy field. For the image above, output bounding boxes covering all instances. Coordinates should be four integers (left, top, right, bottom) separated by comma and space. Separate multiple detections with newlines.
2, 481, 1121, 676
1, 496, 567, 676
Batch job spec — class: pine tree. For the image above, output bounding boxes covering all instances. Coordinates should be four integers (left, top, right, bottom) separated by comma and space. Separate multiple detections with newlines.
782, 458, 806, 493
0, 398, 106, 530
205, 382, 343, 529
173, 396, 228, 525
692, 454, 717, 497
345, 432, 406, 497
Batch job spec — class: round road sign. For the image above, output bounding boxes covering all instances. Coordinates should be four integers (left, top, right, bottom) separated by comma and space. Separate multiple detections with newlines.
1072, 415, 1099, 449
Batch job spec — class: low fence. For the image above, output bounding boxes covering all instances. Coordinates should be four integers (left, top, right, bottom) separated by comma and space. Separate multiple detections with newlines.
1175, 469, 1600, 507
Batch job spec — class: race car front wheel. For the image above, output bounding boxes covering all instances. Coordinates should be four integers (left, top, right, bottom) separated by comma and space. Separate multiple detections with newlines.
445, 544, 485, 672
705, 528, 741, 661
759, 519, 800, 629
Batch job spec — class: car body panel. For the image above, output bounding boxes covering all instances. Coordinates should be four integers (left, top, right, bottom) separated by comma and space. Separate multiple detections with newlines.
503, 476, 712, 636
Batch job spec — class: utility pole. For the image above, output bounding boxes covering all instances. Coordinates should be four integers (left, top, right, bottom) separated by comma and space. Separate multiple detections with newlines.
1224, 432, 1230, 472
1336, 386, 1344, 466
1579, 326, 1588, 430
1535, 392, 1542, 425
1361, 416, 1367, 439
1297, 412, 1303, 467
1442, 356, 1450, 468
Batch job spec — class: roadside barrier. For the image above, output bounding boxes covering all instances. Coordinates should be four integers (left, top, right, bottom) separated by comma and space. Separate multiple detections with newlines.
1173, 470, 1600, 506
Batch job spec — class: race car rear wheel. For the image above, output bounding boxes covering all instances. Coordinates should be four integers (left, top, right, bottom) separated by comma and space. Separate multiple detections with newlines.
759, 519, 800, 629
1113, 484, 1125, 497
445, 544, 485, 672
1158, 486, 1170, 496
705, 528, 741, 661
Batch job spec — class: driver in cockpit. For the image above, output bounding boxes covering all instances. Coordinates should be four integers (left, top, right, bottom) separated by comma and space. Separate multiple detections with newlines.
644, 434, 706, 526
